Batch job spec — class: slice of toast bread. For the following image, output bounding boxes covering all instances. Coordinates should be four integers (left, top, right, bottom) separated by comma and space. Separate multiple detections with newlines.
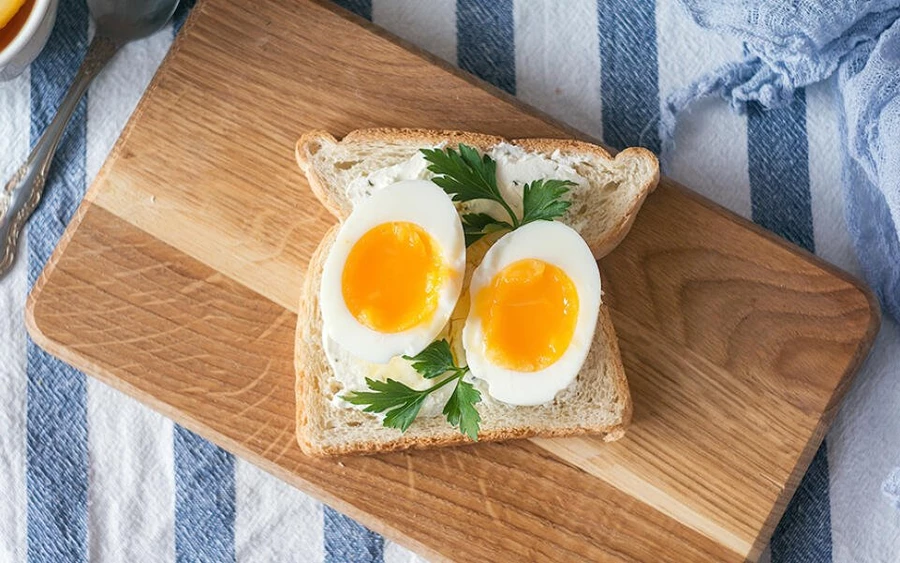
294, 128, 658, 455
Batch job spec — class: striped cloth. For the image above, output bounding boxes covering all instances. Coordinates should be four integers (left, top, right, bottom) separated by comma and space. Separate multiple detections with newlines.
1, 0, 899, 561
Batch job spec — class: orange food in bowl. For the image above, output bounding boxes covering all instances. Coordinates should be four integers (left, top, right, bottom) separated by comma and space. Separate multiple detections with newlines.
0, 0, 33, 52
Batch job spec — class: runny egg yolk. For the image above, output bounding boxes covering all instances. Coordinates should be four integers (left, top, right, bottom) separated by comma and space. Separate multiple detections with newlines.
342, 221, 446, 333
475, 259, 579, 372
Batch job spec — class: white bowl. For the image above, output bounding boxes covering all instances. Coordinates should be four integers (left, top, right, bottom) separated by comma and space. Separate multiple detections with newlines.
0, 0, 58, 81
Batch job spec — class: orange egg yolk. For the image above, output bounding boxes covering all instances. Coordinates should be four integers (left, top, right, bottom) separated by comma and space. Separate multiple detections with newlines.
342, 221, 446, 333
475, 259, 579, 372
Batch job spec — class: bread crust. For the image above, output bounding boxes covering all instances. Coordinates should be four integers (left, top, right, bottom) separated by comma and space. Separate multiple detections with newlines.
296, 128, 508, 221
296, 128, 658, 258
510, 138, 659, 258
295, 128, 647, 456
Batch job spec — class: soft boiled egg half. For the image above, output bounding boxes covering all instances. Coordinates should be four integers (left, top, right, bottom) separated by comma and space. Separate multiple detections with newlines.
320, 180, 466, 364
462, 221, 601, 406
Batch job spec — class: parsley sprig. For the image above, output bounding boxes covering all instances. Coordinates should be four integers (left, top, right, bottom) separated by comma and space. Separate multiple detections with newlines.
421, 144, 575, 244
342, 340, 482, 440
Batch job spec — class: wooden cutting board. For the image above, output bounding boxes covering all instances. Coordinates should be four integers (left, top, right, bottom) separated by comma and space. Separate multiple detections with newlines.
26, 1, 879, 561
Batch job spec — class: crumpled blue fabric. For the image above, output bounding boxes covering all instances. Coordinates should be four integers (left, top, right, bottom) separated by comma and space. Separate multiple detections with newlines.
839, 19, 900, 324
659, 0, 900, 325
658, 0, 900, 510
886, 468, 900, 510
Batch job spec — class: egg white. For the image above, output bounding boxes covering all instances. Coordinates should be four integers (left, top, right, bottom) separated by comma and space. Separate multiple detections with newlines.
462, 221, 601, 406
320, 180, 466, 364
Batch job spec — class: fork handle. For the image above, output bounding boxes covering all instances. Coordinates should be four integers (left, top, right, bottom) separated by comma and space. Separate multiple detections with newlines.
0, 35, 118, 280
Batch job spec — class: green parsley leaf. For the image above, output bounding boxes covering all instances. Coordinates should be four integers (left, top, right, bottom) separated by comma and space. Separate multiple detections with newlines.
344, 339, 481, 437
421, 145, 500, 203
421, 145, 574, 234
382, 394, 428, 432
343, 377, 430, 432
520, 179, 575, 225
403, 339, 458, 379
443, 379, 482, 441
421, 145, 520, 227
461, 212, 512, 246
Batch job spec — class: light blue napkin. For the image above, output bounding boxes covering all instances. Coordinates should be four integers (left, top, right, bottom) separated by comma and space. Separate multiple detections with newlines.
886, 468, 900, 510
660, 1, 900, 324
657, 0, 900, 511
839, 18, 900, 327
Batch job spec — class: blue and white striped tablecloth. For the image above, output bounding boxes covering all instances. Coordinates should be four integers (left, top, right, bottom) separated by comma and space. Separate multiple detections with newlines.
1, 0, 899, 561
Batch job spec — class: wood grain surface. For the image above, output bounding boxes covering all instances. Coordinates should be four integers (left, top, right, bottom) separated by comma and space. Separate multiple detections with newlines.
26, 0, 879, 561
